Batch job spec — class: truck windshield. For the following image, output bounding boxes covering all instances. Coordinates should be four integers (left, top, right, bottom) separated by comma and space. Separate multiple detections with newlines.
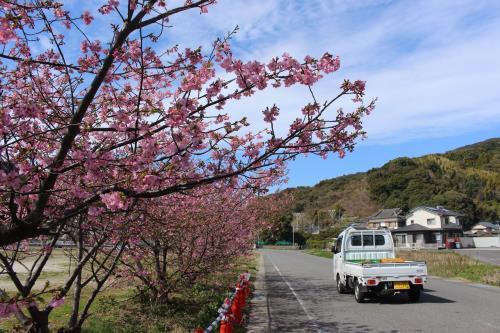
350, 233, 386, 246
351, 235, 361, 246
363, 235, 374, 246
375, 235, 385, 245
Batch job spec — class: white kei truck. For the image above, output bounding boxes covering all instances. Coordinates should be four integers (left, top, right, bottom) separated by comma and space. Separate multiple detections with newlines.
332, 226, 428, 303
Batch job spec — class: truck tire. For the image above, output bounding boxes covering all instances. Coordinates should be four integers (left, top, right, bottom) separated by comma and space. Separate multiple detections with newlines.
408, 287, 420, 302
336, 275, 347, 294
354, 280, 366, 303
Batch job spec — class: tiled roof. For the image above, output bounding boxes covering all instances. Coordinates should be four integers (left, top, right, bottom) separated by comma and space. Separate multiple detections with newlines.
476, 222, 500, 229
408, 206, 464, 217
392, 222, 462, 232
441, 223, 463, 230
370, 208, 403, 220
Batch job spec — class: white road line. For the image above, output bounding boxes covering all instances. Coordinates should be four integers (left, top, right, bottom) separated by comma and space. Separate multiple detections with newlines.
479, 321, 499, 330
268, 255, 323, 333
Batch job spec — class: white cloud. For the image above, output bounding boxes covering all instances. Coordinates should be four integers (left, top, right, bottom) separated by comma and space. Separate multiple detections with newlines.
168, 0, 500, 144
58, 0, 500, 144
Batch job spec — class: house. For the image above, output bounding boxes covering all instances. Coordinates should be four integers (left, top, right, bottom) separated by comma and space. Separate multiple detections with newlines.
367, 208, 405, 230
391, 206, 464, 249
470, 222, 500, 235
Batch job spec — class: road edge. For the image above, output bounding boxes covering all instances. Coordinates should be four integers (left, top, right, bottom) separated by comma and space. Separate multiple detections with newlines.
428, 275, 500, 291
246, 251, 271, 333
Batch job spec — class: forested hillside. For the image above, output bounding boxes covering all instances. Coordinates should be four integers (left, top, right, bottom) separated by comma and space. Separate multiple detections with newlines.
279, 138, 499, 231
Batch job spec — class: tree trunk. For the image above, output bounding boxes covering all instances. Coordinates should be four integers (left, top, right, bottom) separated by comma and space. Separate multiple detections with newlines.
26, 307, 50, 333
68, 220, 84, 331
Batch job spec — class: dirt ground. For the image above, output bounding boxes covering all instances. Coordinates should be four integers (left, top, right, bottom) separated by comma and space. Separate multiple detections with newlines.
0, 248, 75, 292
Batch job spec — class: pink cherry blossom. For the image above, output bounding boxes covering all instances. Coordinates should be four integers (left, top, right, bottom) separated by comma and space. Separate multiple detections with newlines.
0, 17, 16, 44
0, 302, 18, 319
48, 296, 65, 308
82, 11, 94, 25
263, 105, 280, 123
54, 8, 66, 18
100, 192, 129, 211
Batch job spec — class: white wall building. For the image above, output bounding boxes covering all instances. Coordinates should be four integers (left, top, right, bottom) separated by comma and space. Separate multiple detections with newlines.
406, 206, 462, 228
392, 206, 464, 248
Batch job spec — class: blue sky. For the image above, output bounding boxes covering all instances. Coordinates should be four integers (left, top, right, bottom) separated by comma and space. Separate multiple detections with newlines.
165, 0, 500, 188
64, 1, 500, 188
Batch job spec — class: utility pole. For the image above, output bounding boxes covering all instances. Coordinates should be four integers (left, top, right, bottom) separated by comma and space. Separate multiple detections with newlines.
292, 218, 298, 249
317, 210, 320, 234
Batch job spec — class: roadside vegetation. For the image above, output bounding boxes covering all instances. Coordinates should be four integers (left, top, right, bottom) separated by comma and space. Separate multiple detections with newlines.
397, 250, 500, 286
0, 255, 258, 333
304, 249, 333, 259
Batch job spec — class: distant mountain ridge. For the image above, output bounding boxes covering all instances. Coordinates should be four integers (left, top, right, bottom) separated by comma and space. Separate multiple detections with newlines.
282, 138, 500, 229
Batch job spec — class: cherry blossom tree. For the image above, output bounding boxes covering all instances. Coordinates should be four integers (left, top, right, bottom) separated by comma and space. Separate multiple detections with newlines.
0, 211, 132, 332
0, 0, 372, 246
0, 0, 374, 331
119, 185, 282, 304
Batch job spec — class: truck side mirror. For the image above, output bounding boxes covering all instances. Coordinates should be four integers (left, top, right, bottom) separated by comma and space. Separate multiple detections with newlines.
331, 245, 337, 253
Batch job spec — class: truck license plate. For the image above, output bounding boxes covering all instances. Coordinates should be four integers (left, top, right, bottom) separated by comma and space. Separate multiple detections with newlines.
394, 281, 410, 290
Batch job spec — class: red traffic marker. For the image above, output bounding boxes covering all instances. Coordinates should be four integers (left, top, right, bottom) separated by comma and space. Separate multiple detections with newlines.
235, 283, 246, 307
220, 319, 233, 333
231, 298, 242, 324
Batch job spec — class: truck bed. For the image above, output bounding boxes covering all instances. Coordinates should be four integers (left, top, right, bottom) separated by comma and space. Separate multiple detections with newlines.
344, 260, 427, 280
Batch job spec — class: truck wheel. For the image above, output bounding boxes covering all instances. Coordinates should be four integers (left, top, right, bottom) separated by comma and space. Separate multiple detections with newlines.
336, 275, 346, 294
354, 280, 366, 303
408, 287, 420, 302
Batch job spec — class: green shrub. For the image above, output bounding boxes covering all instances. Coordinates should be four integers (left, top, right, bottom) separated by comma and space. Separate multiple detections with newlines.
275, 240, 292, 246
306, 239, 332, 250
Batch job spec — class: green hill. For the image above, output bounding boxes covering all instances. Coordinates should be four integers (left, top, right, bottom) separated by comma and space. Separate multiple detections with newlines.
281, 138, 500, 231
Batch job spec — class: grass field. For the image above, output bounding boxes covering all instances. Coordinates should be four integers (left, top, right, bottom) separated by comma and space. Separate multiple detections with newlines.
0, 253, 258, 333
304, 249, 333, 259
397, 250, 500, 286
304, 249, 500, 286
0, 248, 72, 292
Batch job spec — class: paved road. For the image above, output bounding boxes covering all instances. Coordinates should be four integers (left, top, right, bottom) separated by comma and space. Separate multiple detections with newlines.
256, 249, 500, 333
455, 248, 500, 266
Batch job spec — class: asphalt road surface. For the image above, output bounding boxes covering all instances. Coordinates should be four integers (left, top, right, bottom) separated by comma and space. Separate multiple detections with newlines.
454, 248, 500, 266
258, 249, 500, 333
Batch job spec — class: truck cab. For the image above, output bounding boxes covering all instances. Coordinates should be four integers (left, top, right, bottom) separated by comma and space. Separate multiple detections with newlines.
333, 226, 427, 302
